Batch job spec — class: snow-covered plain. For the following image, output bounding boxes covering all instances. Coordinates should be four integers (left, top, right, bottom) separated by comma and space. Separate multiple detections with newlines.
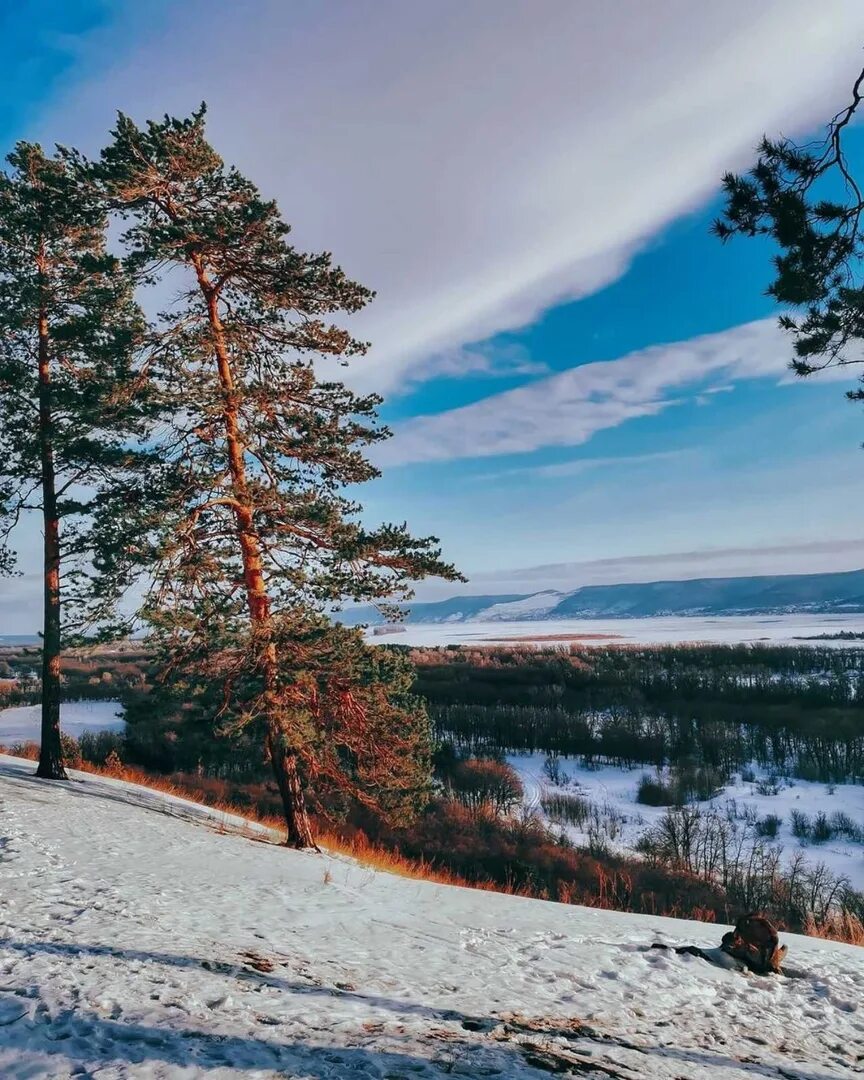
509, 754, 864, 892
0, 700, 124, 744
1, 755, 863, 1078
368, 613, 864, 648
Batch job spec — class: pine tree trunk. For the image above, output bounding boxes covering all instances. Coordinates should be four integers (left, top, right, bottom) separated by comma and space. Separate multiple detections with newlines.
193, 260, 316, 849
266, 724, 318, 850
35, 310, 66, 781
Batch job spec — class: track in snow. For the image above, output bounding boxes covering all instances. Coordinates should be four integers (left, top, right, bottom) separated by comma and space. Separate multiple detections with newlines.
1, 754, 863, 1078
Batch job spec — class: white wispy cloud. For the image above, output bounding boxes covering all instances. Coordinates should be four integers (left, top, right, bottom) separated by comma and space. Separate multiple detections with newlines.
478, 538, 864, 587
377, 317, 838, 465
414, 343, 550, 384
475, 449, 693, 482
33, 0, 864, 392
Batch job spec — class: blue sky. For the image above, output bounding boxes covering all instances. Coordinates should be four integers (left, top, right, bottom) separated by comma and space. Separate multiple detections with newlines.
365, 180, 864, 589
3, 2, 864, 626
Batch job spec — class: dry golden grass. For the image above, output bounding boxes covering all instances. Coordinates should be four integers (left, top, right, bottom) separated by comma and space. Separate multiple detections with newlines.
804, 912, 864, 946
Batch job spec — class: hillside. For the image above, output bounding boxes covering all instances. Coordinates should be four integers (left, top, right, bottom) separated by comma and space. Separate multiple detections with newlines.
342, 568, 864, 624
1, 756, 863, 1077
508, 752, 864, 892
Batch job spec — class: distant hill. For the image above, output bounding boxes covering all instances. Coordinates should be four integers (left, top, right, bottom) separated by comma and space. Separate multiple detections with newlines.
340, 593, 531, 626
338, 568, 864, 625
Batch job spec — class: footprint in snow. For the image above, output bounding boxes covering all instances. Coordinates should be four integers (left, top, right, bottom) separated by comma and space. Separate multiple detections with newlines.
0, 996, 27, 1028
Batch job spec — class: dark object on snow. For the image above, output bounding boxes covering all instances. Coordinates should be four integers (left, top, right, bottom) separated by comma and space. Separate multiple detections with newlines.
649, 942, 741, 968
721, 913, 787, 974
651, 943, 715, 961
650, 913, 787, 976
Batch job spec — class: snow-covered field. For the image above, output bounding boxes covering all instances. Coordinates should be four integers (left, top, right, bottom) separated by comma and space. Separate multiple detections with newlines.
0, 700, 124, 744
509, 753, 864, 891
1, 755, 863, 1078
368, 613, 864, 648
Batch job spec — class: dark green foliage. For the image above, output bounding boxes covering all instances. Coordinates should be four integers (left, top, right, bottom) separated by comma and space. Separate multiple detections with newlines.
77, 729, 126, 767
790, 809, 811, 839
637, 774, 676, 806
0, 144, 150, 626
93, 108, 460, 624
0, 143, 150, 778
417, 644, 864, 784
675, 763, 727, 802
86, 108, 461, 840
634, 765, 726, 807
755, 813, 783, 839
123, 615, 436, 826
715, 67, 864, 393
59, 731, 82, 767
812, 811, 833, 843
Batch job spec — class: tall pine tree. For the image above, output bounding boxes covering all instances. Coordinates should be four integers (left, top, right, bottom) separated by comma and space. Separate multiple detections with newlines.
95, 109, 461, 846
0, 144, 149, 779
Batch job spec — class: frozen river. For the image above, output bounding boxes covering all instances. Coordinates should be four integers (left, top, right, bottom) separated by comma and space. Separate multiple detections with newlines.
365, 612, 864, 648
0, 700, 124, 744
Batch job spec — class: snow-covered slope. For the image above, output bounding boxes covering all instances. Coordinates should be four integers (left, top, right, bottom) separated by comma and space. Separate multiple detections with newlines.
473, 591, 565, 622
508, 754, 864, 891
1, 755, 862, 1078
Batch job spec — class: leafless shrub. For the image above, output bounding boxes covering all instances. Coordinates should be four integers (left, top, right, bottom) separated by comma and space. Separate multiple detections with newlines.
446, 758, 524, 815
541, 792, 590, 827
636, 806, 862, 930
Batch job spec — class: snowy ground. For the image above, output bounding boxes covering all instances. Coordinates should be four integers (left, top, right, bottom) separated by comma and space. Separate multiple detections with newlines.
0, 699, 124, 744
1, 755, 863, 1078
509, 753, 864, 891
369, 613, 864, 648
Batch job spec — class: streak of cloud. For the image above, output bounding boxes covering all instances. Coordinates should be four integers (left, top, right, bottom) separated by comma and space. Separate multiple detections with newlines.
33, 0, 864, 392
378, 318, 822, 464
